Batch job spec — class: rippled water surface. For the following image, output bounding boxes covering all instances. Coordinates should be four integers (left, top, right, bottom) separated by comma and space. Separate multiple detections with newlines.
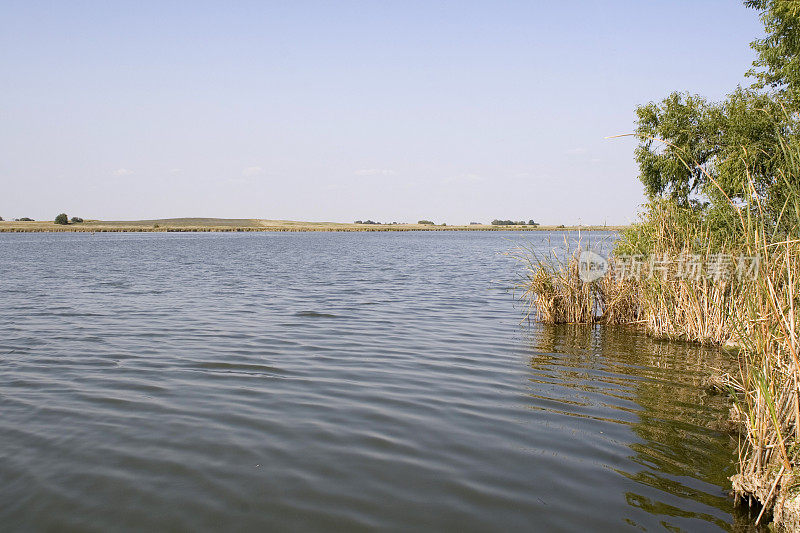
1, 232, 750, 531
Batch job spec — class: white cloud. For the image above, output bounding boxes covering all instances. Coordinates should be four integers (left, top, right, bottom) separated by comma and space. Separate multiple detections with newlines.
113, 168, 134, 176
355, 168, 396, 176
242, 166, 265, 177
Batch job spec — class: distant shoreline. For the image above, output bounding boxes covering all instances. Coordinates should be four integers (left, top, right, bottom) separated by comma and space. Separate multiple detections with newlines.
0, 218, 628, 233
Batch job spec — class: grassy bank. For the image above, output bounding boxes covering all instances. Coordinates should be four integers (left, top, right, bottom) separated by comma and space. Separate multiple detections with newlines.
0, 218, 627, 233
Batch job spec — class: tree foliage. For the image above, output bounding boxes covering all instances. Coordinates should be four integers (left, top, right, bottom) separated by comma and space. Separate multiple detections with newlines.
492, 219, 528, 226
633, 1, 800, 230
745, 0, 800, 102
54, 213, 68, 225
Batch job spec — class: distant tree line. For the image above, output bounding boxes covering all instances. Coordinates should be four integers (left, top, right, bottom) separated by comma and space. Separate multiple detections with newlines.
350, 219, 540, 226
491, 219, 538, 226
1, 215, 87, 223
54, 213, 84, 225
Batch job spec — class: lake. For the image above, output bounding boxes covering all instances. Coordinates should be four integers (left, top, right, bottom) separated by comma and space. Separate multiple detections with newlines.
0, 231, 750, 531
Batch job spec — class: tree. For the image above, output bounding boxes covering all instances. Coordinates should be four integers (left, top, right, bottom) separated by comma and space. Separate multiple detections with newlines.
745, 0, 800, 104
70, 217, 84, 223
634, 92, 715, 205
491, 219, 526, 225
635, 89, 786, 206
631, 1, 800, 229
418, 220, 434, 225
55, 213, 69, 225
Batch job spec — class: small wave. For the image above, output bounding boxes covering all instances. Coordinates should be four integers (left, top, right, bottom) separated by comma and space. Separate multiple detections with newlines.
191, 361, 287, 375
294, 311, 340, 318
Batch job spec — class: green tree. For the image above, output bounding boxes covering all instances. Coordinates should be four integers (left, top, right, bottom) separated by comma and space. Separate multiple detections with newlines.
745, 0, 800, 103
54, 213, 68, 225
632, 1, 800, 230
635, 89, 786, 206
634, 92, 715, 205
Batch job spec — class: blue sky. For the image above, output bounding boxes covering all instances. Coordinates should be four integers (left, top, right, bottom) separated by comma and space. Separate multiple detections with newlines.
1, 1, 763, 224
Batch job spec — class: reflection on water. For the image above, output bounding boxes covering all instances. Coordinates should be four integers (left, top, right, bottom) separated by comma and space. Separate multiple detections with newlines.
527, 324, 759, 531
0, 232, 758, 531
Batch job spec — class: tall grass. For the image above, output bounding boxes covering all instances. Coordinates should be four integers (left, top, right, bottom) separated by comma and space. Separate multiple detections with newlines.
514, 236, 599, 324
511, 235, 642, 325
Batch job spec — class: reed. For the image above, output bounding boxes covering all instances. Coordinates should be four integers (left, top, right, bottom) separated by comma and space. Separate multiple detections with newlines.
513, 236, 599, 324
510, 235, 642, 325
727, 233, 800, 524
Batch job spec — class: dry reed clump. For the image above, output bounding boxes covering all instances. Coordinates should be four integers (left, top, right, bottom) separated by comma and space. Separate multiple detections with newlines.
597, 268, 642, 325
521, 253, 597, 324
511, 238, 645, 327
511, 236, 631, 325
635, 259, 751, 345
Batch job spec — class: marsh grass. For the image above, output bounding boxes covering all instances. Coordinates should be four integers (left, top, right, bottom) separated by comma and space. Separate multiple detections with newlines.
513, 236, 598, 324
727, 233, 800, 522
510, 234, 641, 325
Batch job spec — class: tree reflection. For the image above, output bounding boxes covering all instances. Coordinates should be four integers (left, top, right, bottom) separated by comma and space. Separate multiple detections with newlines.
524, 324, 761, 531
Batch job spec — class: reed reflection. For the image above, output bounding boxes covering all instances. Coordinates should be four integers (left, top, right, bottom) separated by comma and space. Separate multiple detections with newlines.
523, 324, 758, 530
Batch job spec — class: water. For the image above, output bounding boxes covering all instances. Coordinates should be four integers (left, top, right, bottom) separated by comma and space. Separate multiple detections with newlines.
0, 231, 751, 531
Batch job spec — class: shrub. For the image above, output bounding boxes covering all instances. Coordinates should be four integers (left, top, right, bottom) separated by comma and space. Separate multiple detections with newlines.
54, 213, 69, 225
418, 220, 434, 225
70, 217, 84, 223
17, 217, 34, 221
